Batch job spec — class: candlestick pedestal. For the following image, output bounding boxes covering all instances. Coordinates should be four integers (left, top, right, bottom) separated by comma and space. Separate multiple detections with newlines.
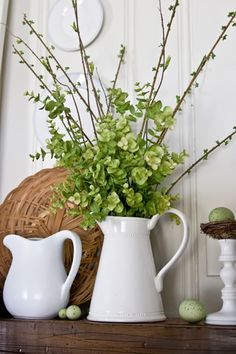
206, 239, 236, 325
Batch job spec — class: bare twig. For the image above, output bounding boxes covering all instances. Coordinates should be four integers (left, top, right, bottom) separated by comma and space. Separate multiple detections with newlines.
23, 14, 98, 123
96, 68, 109, 112
13, 44, 91, 145
13, 45, 52, 94
8, 25, 86, 144
106, 45, 126, 115
158, 11, 236, 144
41, 57, 87, 145
166, 127, 236, 193
151, 0, 167, 101
140, 0, 179, 136
72, 0, 104, 123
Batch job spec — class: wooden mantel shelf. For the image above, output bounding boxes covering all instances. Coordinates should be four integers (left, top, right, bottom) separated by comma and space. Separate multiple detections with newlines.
0, 318, 236, 353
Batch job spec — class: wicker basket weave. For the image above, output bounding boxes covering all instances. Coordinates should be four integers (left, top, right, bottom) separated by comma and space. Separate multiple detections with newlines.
0, 167, 103, 305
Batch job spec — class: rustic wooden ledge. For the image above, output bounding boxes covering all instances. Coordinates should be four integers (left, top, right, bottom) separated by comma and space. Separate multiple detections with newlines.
0, 318, 236, 353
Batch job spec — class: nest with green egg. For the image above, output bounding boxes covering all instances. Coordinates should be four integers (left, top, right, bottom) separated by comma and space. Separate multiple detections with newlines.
200, 207, 236, 239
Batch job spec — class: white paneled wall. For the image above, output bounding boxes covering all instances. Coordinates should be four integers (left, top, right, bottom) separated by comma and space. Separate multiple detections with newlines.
1, 0, 236, 316
0, 0, 9, 82
190, 0, 236, 313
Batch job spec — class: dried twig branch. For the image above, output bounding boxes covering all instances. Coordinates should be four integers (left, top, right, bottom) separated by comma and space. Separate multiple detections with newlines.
166, 127, 236, 193
158, 11, 236, 144
140, 0, 179, 136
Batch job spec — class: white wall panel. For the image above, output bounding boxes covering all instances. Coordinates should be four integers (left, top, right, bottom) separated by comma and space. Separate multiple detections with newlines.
0, 0, 40, 201
189, 0, 236, 313
0, 0, 9, 82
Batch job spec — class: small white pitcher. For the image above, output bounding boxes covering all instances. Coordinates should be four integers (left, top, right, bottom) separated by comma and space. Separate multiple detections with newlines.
3, 230, 82, 319
88, 208, 189, 322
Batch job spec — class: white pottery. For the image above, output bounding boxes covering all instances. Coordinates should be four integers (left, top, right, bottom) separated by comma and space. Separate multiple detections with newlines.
3, 230, 82, 319
206, 239, 236, 325
48, 0, 104, 51
87, 208, 189, 322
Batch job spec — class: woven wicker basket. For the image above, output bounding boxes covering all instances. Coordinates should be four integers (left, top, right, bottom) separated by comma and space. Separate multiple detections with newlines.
0, 167, 103, 305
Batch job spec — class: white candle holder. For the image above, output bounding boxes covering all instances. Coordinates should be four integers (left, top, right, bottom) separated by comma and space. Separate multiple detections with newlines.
206, 239, 236, 325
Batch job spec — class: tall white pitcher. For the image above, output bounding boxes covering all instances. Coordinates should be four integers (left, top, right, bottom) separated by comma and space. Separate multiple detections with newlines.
88, 208, 189, 322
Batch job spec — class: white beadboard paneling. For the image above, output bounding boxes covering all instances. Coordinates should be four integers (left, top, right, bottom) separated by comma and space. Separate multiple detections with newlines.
175, 0, 200, 302
0, 0, 9, 81
0, 0, 40, 202
189, 0, 236, 313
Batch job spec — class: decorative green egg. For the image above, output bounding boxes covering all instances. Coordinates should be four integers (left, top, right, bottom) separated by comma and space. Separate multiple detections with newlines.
58, 308, 67, 319
66, 305, 82, 320
208, 207, 235, 222
179, 299, 206, 323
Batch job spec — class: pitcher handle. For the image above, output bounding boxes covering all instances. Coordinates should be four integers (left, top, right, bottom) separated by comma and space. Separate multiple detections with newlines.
56, 230, 82, 299
151, 208, 189, 293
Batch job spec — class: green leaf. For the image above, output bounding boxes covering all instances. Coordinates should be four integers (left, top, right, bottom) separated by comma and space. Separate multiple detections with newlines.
164, 55, 171, 71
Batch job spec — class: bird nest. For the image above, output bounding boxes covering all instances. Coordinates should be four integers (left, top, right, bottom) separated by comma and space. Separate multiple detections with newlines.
0, 167, 103, 305
200, 220, 236, 239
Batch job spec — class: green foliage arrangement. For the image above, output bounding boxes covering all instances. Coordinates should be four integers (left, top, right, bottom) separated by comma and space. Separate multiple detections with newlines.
12, 0, 236, 228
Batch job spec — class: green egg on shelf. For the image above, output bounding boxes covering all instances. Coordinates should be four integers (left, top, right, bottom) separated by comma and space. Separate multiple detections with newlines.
66, 305, 82, 320
58, 308, 67, 319
208, 207, 235, 222
179, 299, 206, 323
58, 305, 82, 320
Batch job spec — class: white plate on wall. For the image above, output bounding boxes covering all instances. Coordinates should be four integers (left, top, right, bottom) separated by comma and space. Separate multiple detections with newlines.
33, 72, 106, 147
48, 0, 104, 51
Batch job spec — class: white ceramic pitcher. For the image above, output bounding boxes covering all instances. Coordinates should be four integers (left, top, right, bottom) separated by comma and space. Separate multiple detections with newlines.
87, 208, 189, 322
3, 230, 82, 319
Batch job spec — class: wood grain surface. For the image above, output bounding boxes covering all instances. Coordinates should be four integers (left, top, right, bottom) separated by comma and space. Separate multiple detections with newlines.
0, 318, 236, 353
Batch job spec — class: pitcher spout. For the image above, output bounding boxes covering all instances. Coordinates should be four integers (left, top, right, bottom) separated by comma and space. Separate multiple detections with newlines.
3, 234, 23, 253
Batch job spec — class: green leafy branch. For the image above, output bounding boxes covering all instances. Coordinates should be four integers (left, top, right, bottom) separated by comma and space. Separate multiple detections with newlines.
22, 15, 97, 121
72, 0, 105, 126
20, 14, 100, 145
9, 22, 93, 146
4, 0, 236, 228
